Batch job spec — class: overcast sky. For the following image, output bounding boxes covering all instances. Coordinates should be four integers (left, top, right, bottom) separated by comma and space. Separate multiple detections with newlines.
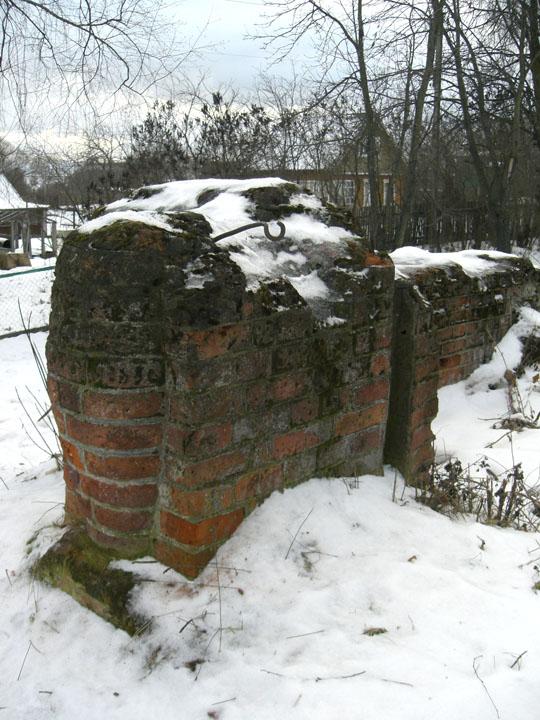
0, 0, 307, 149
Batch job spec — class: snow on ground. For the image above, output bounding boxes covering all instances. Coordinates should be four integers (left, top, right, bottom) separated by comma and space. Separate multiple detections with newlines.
434, 307, 540, 486
1, 322, 540, 719
0, 260, 55, 337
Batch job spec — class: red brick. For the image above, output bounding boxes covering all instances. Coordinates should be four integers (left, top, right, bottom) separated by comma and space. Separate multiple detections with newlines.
184, 422, 232, 458
66, 416, 162, 451
290, 397, 319, 425
413, 378, 439, 405
160, 508, 244, 547
154, 539, 217, 579
168, 487, 212, 518
47, 352, 86, 383
60, 438, 85, 471
440, 338, 466, 355
186, 324, 248, 359
80, 476, 157, 509
63, 464, 80, 491
411, 441, 435, 467
180, 451, 247, 488
335, 404, 386, 437
353, 378, 389, 406
438, 368, 464, 387
272, 372, 307, 402
87, 524, 150, 556
83, 390, 163, 419
411, 424, 434, 451
93, 505, 153, 533
273, 430, 320, 459
85, 452, 160, 480
48, 377, 81, 412
165, 425, 188, 452
370, 352, 390, 377
233, 465, 284, 502
415, 358, 438, 382
439, 354, 461, 369
52, 407, 66, 435
246, 381, 271, 412
65, 488, 91, 521
410, 398, 439, 428
170, 388, 241, 423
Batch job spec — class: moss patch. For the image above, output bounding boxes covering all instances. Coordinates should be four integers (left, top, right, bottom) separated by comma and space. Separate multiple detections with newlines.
33, 527, 148, 636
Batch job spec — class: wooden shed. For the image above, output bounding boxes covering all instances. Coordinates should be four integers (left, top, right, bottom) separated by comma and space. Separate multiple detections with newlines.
0, 173, 48, 253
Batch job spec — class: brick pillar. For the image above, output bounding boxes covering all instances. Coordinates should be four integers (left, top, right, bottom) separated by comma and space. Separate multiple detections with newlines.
384, 281, 438, 485
47, 222, 167, 556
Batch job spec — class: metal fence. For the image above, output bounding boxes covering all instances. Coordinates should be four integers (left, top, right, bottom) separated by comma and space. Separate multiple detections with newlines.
0, 266, 55, 339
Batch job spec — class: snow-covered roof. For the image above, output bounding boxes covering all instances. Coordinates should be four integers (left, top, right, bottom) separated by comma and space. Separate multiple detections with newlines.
0, 173, 45, 210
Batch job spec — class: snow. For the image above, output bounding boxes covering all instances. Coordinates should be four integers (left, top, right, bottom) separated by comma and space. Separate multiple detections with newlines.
0, 173, 46, 210
433, 307, 540, 485
1, 316, 540, 719
77, 178, 353, 303
0, 260, 55, 336
391, 247, 522, 280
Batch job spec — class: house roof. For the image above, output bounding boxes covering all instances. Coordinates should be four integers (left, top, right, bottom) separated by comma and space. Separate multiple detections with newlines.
0, 173, 45, 211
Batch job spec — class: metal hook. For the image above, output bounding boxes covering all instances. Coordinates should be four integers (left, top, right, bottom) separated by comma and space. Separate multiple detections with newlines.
213, 221, 286, 242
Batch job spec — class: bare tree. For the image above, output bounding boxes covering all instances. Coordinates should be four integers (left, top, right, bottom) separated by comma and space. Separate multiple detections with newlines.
0, 0, 194, 132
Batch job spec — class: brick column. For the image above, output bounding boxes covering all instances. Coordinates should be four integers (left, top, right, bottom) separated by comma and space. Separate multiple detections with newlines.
47, 222, 167, 556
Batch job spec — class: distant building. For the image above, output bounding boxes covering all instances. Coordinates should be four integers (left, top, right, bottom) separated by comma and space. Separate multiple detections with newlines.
0, 173, 49, 251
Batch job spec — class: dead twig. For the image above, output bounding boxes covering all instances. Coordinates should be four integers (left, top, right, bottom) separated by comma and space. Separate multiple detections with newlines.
472, 656, 500, 719
510, 650, 527, 669
17, 640, 42, 681
285, 507, 314, 560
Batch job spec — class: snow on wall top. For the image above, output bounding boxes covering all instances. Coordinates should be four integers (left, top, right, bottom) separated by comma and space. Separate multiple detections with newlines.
78, 177, 358, 310
390, 246, 522, 280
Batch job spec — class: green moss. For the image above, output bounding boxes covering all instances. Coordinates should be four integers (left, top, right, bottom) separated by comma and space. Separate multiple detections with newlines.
33, 528, 148, 636
533, 581, 540, 592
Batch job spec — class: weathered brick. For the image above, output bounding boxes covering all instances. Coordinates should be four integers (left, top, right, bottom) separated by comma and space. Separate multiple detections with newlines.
370, 351, 390, 377
168, 487, 212, 518
88, 356, 164, 389
290, 397, 319, 425
154, 539, 217, 580
85, 452, 160, 481
83, 390, 163, 420
335, 404, 386, 437
272, 372, 308, 402
63, 464, 80, 491
352, 378, 390, 407
179, 450, 247, 488
93, 504, 153, 533
66, 416, 162, 451
60, 438, 85, 472
80, 476, 157, 509
273, 429, 320, 459
48, 377, 81, 413
87, 524, 150, 557
411, 424, 434, 451
186, 324, 248, 359
233, 465, 283, 502
65, 488, 91, 521
184, 422, 233, 458
160, 508, 244, 547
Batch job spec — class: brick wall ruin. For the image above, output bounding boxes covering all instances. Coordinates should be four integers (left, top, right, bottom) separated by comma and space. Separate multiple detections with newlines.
46, 180, 539, 578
